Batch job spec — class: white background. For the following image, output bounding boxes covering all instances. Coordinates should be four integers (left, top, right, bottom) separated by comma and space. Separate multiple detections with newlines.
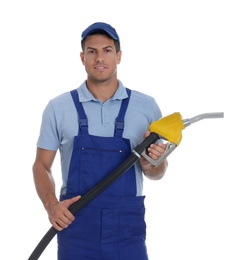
0, 1, 246, 259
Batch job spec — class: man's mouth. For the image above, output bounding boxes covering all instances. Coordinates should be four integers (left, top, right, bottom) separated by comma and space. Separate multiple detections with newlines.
95, 65, 106, 71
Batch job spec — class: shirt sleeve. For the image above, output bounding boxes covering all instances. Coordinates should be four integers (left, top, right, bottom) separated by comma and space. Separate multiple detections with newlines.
152, 100, 163, 122
36, 101, 60, 151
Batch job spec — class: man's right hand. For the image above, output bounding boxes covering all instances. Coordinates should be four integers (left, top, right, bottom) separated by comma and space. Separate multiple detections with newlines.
47, 195, 81, 231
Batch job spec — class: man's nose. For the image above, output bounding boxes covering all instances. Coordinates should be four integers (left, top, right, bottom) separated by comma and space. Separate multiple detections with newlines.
95, 52, 104, 62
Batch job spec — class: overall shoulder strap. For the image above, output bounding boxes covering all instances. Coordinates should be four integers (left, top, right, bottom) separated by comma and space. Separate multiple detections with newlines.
70, 89, 88, 135
114, 88, 132, 137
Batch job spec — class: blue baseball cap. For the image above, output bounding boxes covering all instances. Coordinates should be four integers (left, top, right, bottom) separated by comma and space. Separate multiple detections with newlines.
81, 22, 120, 45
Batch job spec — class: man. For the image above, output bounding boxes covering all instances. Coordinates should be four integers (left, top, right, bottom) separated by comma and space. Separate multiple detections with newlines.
32, 22, 168, 259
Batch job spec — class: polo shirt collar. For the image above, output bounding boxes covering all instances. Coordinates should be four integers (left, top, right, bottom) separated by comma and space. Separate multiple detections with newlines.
78, 80, 128, 102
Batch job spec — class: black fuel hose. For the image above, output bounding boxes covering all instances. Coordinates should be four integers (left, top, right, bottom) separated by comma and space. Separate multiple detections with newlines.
28, 132, 160, 260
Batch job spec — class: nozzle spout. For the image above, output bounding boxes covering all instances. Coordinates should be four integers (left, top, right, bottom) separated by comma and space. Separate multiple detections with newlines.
183, 112, 224, 127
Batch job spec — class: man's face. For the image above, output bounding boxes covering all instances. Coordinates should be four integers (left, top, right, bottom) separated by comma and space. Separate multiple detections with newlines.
80, 34, 121, 82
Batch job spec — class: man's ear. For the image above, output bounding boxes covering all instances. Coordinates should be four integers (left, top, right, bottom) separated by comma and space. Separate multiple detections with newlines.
80, 52, 85, 65
117, 50, 122, 64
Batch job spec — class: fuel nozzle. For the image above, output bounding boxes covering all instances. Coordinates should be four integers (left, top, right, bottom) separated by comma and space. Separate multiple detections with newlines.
141, 112, 224, 167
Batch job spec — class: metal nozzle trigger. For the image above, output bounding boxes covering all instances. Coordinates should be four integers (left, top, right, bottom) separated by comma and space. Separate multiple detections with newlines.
141, 142, 177, 167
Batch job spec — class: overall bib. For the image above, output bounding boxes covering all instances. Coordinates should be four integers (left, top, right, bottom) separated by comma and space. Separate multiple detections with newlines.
57, 89, 148, 260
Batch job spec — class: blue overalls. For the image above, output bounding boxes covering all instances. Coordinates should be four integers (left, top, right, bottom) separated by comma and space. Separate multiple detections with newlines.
57, 89, 148, 260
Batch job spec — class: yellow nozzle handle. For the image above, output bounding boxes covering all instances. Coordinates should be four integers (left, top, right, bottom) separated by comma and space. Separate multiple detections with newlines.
149, 112, 185, 145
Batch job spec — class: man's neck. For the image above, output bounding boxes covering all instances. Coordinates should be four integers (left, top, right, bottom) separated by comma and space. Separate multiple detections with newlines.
86, 78, 118, 102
